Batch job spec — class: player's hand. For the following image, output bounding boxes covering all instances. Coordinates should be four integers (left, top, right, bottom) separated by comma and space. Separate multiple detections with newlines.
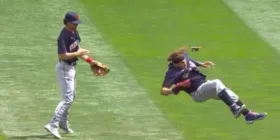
203, 61, 215, 68
77, 48, 90, 56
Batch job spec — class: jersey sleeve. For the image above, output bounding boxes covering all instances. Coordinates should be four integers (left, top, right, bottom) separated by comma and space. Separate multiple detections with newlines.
189, 59, 202, 67
162, 75, 173, 88
162, 71, 178, 88
184, 52, 200, 67
57, 36, 67, 54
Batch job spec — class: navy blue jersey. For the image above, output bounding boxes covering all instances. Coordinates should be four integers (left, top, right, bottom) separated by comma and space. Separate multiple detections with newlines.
57, 27, 81, 64
162, 53, 206, 94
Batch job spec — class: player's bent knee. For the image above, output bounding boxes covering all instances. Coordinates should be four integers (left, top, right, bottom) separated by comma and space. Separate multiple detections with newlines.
212, 79, 222, 85
62, 96, 74, 104
62, 99, 74, 104
212, 79, 226, 93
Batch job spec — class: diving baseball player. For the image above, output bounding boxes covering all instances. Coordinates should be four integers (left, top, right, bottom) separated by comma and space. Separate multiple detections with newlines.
44, 12, 109, 139
160, 48, 267, 124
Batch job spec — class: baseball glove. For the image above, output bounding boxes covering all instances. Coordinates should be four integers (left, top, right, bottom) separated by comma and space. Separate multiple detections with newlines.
90, 61, 110, 76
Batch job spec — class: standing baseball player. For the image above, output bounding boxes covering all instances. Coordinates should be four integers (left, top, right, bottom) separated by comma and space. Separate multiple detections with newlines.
160, 47, 267, 124
44, 12, 109, 139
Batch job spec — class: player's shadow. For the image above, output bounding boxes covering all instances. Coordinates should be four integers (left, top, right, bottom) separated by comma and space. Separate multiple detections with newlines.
8, 133, 76, 140
7, 134, 55, 140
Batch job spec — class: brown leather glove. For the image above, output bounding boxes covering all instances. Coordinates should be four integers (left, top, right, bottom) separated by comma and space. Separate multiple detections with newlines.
90, 61, 110, 76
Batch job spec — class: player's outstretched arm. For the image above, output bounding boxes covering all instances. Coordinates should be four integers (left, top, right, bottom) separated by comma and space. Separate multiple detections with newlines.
78, 54, 104, 66
201, 61, 215, 68
78, 54, 93, 63
191, 59, 215, 68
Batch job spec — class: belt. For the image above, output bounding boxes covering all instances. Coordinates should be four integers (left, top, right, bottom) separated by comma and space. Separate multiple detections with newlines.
59, 60, 76, 66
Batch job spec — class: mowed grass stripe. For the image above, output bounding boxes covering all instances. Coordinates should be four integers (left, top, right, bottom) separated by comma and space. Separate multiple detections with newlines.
223, 0, 280, 51
0, 0, 183, 139
223, 0, 280, 139
0, 0, 55, 138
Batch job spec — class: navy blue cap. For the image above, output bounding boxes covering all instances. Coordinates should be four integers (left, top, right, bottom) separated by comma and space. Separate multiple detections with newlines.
64, 12, 82, 24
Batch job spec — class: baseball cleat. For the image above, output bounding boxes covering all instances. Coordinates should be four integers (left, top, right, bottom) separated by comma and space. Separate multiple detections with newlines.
59, 123, 75, 134
44, 124, 62, 139
231, 104, 246, 119
245, 112, 267, 124
60, 127, 75, 134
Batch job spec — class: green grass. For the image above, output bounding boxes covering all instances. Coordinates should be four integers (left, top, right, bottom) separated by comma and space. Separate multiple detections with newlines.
0, 0, 280, 139
0, 129, 6, 140
82, 0, 280, 139
0, 131, 7, 140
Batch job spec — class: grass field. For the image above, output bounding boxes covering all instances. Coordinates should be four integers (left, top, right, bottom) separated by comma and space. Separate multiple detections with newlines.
0, 130, 6, 140
0, 0, 280, 140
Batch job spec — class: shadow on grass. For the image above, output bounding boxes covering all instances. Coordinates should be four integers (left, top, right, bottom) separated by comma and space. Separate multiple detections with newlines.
8, 133, 76, 140
8, 134, 55, 140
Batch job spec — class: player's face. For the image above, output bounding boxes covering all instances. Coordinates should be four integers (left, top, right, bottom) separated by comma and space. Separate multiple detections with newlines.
174, 59, 187, 69
67, 22, 78, 30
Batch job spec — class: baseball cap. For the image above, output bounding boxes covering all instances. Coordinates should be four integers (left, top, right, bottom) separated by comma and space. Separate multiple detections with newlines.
64, 12, 82, 24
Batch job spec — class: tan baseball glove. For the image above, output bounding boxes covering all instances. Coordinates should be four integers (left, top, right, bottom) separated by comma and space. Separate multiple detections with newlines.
90, 61, 110, 76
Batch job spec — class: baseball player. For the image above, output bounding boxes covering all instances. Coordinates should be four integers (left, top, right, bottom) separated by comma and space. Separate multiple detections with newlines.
160, 47, 267, 124
44, 12, 109, 139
